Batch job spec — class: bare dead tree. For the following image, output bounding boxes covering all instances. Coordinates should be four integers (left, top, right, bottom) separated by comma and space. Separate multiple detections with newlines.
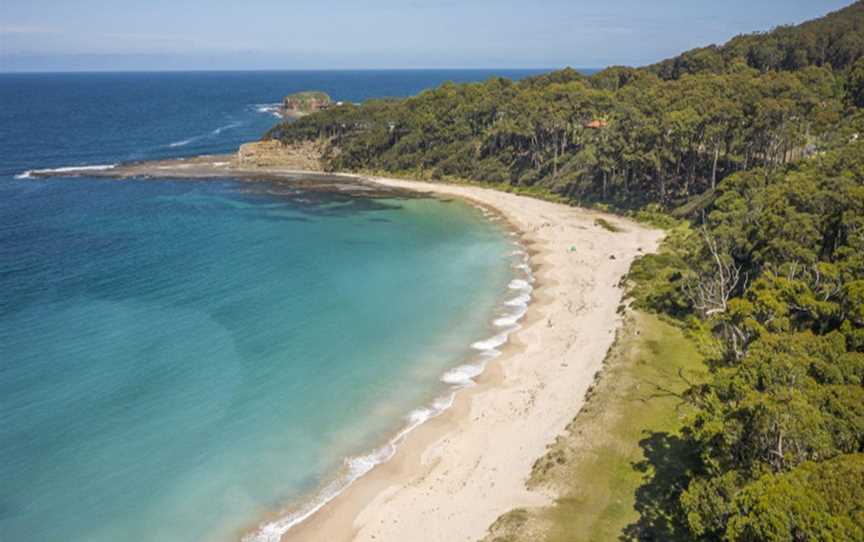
684, 222, 753, 362
720, 320, 755, 363
685, 224, 745, 318
811, 264, 843, 302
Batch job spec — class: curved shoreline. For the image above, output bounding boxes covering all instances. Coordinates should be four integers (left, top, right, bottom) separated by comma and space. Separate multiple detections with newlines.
24, 160, 663, 541
240, 201, 534, 542
267, 176, 663, 542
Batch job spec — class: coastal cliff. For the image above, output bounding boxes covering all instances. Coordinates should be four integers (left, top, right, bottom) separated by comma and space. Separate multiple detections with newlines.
235, 140, 324, 170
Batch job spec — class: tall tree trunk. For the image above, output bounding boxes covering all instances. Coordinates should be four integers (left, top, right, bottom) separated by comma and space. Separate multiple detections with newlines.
553, 133, 559, 178
686, 149, 696, 195
602, 170, 608, 199
712, 145, 720, 190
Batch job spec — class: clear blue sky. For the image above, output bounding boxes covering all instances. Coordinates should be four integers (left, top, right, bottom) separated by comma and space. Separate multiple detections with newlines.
0, 0, 853, 71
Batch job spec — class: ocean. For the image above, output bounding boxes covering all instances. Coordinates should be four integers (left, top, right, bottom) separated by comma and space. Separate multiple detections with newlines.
0, 70, 540, 541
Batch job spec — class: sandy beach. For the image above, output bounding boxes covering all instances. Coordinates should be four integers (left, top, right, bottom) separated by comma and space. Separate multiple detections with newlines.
32, 160, 663, 541
272, 176, 663, 541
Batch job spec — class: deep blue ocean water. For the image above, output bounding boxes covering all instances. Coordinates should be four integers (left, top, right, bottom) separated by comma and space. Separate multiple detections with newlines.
0, 71, 540, 541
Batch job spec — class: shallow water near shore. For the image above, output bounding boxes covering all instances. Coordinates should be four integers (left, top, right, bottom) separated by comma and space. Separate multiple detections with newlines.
0, 177, 523, 541
0, 71, 537, 541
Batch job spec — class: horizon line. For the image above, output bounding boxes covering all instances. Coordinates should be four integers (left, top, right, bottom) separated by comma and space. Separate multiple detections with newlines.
0, 67, 603, 75
0, 66, 592, 74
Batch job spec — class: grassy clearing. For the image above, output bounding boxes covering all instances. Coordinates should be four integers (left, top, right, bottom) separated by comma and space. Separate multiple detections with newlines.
484, 312, 706, 542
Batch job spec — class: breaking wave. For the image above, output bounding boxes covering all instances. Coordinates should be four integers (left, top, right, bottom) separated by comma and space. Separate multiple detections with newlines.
15, 164, 118, 179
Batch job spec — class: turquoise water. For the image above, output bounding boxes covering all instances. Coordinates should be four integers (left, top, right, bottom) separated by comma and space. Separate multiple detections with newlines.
0, 178, 521, 541
0, 71, 535, 541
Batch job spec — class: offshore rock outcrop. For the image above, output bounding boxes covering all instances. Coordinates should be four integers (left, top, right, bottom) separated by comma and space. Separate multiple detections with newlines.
282, 91, 333, 117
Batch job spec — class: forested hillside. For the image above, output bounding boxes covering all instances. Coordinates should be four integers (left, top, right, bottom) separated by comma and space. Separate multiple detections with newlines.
626, 117, 864, 538
268, 2, 864, 212
268, 3, 864, 540
650, 1, 864, 79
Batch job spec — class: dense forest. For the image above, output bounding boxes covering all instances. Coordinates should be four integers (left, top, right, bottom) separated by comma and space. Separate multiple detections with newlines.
627, 118, 864, 539
268, 2, 864, 211
268, 2, 864, 540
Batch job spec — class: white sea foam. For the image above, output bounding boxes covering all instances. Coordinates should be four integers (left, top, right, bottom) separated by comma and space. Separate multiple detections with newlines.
441, 363, 485, 385
506, 293, 531, 307
508, 279, 533, 292
243, 392, 456, 542
211, 122, 241, 135
255, 103, 283, 118
405, 394, 456, 426
471, 331, 510, 352
168, 121, 241, 148
16, 164, 117, 178
494, 305, 528, 327
168, 138, 196, 148
43, 164, 116, 172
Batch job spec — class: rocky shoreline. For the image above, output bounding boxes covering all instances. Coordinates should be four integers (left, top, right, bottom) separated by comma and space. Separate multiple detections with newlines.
23, 145, 422, 200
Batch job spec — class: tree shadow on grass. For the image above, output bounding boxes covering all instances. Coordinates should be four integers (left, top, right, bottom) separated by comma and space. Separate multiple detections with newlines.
620, 432, 698, 542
